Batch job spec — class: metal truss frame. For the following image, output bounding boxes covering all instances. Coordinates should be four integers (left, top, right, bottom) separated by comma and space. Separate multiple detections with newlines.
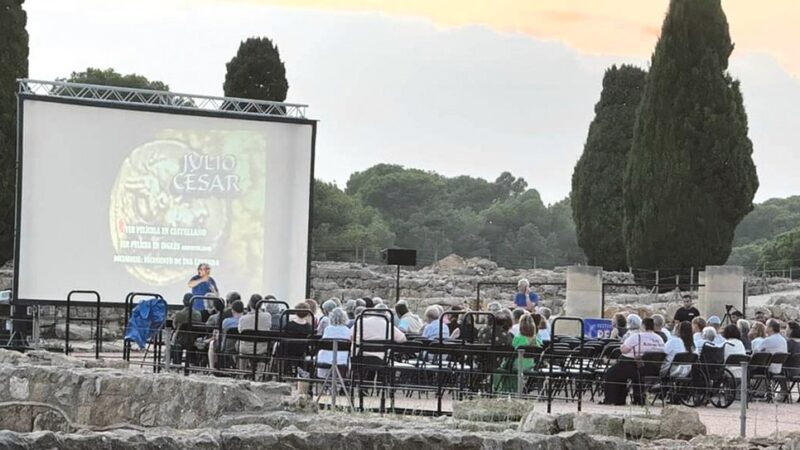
17, 79, 308, 119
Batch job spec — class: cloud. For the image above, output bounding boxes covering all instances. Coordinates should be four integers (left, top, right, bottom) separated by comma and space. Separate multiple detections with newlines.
238, 0, 800, 78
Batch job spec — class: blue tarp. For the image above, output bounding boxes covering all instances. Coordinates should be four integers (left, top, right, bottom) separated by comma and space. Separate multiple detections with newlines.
124, 298, 167, 349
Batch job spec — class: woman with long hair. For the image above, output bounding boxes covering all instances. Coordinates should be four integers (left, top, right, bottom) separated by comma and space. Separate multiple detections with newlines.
661, 321, 694, 378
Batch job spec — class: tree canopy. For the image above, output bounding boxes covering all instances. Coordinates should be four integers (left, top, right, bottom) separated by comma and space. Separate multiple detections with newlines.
66, 67, 169, 90
224, 37, 288, 102
623, 0, 758, 271
315, 164, 585, 268
572, 64, 646, 270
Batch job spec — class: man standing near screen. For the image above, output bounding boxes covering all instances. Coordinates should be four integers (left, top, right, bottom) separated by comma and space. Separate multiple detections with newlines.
188, 263, 218, 311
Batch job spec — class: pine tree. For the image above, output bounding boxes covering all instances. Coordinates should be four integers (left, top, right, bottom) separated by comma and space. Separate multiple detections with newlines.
0, 0, 28, 263
623, 0, 758, 271
572, 65, 646, 270
223, 37, 288, 101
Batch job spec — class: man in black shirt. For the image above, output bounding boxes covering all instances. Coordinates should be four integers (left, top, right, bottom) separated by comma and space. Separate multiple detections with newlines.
673, 293, 700, 324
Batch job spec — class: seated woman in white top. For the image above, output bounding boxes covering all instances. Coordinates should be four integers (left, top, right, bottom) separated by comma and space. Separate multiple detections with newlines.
661, 321, 695, 377
720, 324, 747, 377
316, 307, 352, 378
748, 321, 767, 351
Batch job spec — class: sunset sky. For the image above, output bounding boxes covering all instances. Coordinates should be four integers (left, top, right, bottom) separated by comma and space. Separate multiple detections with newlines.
25, 0, 800, 203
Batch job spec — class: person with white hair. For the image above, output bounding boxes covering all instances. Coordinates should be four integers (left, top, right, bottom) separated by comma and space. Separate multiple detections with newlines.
487, 301, 502, 314
316, 307, 352, 378
316, 298, 339, 335
421, 305, 449, 340
621, 313, 642, 341
513, 278, 540, 311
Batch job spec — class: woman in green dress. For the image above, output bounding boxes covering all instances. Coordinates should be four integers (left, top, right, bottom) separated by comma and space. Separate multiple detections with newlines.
495, 313, 542, 392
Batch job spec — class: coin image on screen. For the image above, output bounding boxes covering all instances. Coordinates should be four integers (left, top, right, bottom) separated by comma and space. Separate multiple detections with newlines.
109, 140, 228, 286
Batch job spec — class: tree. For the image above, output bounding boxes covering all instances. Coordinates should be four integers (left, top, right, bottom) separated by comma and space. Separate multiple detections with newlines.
572, 65, 646, 270
311, 180, 394, 260
66, 67, 169, 90
224, 37, 288, 102
59, 67, 176, 105
0, 0, 28, 263
623, 0, 758, 271
757, 226, 800, 271
732, 196, 800, 247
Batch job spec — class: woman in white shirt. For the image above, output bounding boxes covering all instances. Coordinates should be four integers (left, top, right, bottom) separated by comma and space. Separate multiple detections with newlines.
720, 324, 747, 378
316, 307, 352, 378
661, 321, 695, 377
749, 321, 767, 351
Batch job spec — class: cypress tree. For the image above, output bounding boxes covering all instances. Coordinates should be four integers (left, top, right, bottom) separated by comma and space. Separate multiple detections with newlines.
572, 65, 646, 270
0, 0, 28, 263
623, 0, 758, 271
224, 37, 288, 102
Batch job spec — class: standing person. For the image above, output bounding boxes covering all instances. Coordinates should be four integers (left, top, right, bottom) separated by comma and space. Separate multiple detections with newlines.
187, 263, 218, 311
513, 279, 540, 311
673, 293, 700, 325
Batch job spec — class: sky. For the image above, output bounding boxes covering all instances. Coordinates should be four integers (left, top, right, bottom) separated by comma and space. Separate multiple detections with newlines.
24, 0, 800, 204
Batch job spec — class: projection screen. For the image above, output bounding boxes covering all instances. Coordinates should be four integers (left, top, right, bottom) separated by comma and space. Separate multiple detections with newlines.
16, 97, 315, 305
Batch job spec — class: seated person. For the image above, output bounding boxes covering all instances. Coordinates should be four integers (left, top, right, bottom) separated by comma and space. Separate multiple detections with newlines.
706, 316, 727, 346
609, 313, 627, 340
478, 308, 514, 347
316, 298, 339, 335
787, 322, 800, 355
238, 294, 272, 356
754, 319, 788, 375
696, 326, 721, 354
661, 321, 694, 378
172, 293, 203, 363
603, 316, 664, 405
721, 324, 747, 377
396, 301, 423, 334
450, 309, 479, 342
421, 305, 450, 340
537, 315, 551, 343
510, 308, 526, 336
513, 278, 540, 311
221, 300, 244, 330
354, 305, 407, 360
749, 321, 767, 350
691, 317, 707, 351
218, 300, 244, 368
652, 314, 671, 342
284, 301, 314, 334
316, 307, 352, 378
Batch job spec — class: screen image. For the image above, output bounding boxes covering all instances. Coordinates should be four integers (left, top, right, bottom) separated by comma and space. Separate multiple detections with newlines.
17, 99, 314, 304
